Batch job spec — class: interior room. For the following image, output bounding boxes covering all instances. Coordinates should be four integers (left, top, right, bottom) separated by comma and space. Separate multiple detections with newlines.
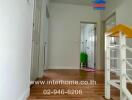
1, 0, 132, 100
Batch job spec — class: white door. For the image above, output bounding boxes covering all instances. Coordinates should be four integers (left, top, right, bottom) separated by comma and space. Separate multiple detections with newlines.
86, 24, 96, 69
39, 0, 49, 71
44, 16, 49, 70
30, 0, 42, 81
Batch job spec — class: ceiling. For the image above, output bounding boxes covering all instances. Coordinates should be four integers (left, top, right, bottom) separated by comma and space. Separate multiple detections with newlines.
50, 0, 92, 6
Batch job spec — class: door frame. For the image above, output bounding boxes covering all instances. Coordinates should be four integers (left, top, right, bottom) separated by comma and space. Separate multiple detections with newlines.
103, 12, 116, 70
80, 21, 97, 69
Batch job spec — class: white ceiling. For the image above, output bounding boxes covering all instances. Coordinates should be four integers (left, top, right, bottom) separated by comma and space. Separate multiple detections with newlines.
50, 0, 92, 5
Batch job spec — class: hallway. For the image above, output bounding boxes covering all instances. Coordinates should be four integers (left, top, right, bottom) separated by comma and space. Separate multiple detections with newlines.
1, 0, 132, 100
28, 70, 120, 100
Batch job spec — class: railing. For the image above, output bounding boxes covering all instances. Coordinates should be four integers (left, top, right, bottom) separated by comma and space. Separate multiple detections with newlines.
105, 24, 132, 100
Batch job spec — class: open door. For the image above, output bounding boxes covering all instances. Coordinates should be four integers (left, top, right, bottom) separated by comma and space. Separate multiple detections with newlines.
80, 23, 96, 69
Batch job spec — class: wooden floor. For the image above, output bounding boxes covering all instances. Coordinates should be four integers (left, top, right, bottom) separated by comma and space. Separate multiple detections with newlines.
28, 69, 120, 100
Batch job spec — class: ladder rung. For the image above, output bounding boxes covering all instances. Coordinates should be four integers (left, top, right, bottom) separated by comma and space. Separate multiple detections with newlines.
107, 45, 120, 48
111, 69, 132, 71
126, 46, 132, 53
110, 80, 132, 83
110, 58, 132, 60
110, 58, 119, 60
127, 58, 132, 60
109, 80, 120, 89
110, 69, 118, 73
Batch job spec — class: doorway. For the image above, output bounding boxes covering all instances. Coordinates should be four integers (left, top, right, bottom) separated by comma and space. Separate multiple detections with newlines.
80, 22, 96, 70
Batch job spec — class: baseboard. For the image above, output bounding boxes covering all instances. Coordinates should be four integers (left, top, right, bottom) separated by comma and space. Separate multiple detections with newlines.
18, 87, 30, 100
47, 66, 106, 71
48, 66, 80, 69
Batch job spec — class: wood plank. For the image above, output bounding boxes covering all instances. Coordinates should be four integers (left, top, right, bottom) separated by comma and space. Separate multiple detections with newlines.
28, 69, 120, 100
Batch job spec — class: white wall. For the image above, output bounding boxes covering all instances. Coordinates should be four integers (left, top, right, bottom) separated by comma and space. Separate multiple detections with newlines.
0, 0, 34, 100
102, 0, 124, 20
116, 0, 132, 26
102, 0, 132, 25
48, 3, 101, 69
